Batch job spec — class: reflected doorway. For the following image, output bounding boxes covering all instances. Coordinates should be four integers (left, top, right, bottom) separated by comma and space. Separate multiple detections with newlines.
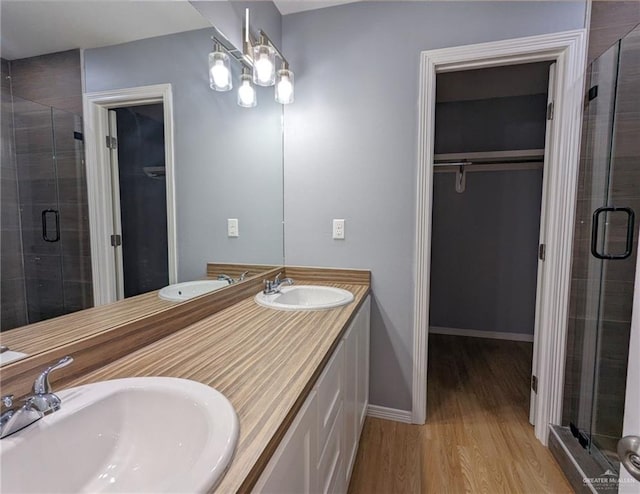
83, 84, 177, 306
107, 104, 169, 299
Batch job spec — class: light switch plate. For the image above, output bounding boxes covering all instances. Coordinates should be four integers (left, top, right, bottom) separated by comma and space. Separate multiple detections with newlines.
333, 219, 345, 239
228, 218, 239, 237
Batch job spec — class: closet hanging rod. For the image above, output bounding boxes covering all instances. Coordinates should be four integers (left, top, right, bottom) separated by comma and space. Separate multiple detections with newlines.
433, 161, 544, 173
433, 148, 545, 164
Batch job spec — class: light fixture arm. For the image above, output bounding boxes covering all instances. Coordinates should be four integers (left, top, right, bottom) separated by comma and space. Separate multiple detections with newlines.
258, 30, 289, 69
212, 35, 252, 72
241, 8, 289, 69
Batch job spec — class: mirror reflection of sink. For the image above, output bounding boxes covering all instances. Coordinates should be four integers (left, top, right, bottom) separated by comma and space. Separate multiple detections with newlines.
0, 377, 238, 493
255, 285, 354, 311
158, 280, 229, 302
0, 350, 28, 366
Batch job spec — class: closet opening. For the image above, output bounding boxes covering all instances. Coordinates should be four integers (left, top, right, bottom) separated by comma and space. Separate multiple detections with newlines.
427, 61, 553, 433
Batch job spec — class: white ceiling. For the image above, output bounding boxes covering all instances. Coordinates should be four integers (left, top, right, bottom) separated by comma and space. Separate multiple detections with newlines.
0, 1, 211, 60
272, 0, 363, 16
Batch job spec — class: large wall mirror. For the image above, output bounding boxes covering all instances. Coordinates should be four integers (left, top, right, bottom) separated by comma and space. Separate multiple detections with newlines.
0, 1, 284, 364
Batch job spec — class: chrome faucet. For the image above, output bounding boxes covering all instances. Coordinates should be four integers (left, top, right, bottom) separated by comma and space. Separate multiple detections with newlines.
0, 356, 73, 439
217, 274, 234, 285
263, 274, 294, 295
218, 271, 250, 285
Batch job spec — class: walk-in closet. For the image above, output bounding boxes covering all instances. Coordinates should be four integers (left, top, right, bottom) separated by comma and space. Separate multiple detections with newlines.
427, 62, 553, 430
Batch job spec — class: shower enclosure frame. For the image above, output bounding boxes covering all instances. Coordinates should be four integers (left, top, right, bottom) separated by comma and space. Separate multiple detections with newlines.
410, 29, 587, 446
82, 84, 177, 305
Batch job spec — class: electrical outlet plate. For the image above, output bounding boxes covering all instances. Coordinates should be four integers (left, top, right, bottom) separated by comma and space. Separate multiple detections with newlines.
227, 218, 239, 237
332, 219, 345, 239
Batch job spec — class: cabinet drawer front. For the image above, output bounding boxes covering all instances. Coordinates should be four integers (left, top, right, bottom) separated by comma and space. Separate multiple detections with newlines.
317, 340, 344, 457
318, 402, 345, 494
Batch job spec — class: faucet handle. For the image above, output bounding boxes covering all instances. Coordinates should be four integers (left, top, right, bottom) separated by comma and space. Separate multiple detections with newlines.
239, 271, 249, 281
33, 356, 73, 395
1, 395, 14, 408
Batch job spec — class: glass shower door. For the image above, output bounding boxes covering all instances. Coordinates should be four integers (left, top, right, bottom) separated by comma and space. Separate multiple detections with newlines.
13, 97, 66, 324
590, 25, 640, 466
52, 107, 93, 314
565, 24, 640, 470
5, 97, 91, 329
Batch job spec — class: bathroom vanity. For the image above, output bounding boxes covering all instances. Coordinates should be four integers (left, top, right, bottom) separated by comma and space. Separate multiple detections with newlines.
254, 295, 370, 493
1, 266, 371, 493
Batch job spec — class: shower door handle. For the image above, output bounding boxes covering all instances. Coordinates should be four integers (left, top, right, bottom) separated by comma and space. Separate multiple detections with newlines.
618, 435, 640, 481
41, 209, 60, 242
591, 207, 635, 260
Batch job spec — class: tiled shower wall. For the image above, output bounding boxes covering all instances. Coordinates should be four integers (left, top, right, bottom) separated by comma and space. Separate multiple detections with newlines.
1, 58, 27, 330
1, 50, 92, 330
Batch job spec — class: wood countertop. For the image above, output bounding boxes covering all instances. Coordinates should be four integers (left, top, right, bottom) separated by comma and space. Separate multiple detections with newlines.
68, 281, 370, 493
1, 263, 276, 357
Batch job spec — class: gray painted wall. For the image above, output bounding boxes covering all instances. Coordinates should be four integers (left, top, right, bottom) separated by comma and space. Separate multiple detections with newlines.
434, 94, 548, 153
84, 23, 284, 282
282, 1, 587, 411
430, 84, 547, 337
430, 170, 543, 335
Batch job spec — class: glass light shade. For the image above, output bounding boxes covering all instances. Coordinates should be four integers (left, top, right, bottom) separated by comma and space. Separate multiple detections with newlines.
252, 44, 276, 86
208, 51, 232, 91
275, 69, 294, 104
237, 74, 257, 108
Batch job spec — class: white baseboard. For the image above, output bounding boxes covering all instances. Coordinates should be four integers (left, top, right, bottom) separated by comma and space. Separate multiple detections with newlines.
429, 326, 534, 342
367, 405, 413, 423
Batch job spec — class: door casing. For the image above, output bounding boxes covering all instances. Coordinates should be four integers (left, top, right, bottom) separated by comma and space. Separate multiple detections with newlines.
83, 84, 177, 305
412, 30, 587, 445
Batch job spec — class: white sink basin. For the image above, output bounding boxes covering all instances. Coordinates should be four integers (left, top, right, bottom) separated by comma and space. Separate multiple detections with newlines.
0, 350, 28, 366
0, 377, 238, 493
255, 285, 354, 311
158, 279, 229, 301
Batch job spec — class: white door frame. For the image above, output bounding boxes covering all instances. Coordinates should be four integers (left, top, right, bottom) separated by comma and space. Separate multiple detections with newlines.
411, 30, 587, 445
83, 84, 177, 305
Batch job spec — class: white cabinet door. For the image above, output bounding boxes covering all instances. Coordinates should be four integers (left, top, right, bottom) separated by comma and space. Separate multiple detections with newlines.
318, 403, 346, 494
356, 296, 371, 434
343, 321, 358, 483
317, 341, 345, 458
344, 295, 371, 483
253, 391, 318, 494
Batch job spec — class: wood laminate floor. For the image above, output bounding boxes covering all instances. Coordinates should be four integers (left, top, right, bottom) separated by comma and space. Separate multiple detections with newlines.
348, 334, 572, 493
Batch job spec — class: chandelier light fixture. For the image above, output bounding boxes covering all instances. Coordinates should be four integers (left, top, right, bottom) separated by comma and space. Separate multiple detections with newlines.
208, 9, 294, 108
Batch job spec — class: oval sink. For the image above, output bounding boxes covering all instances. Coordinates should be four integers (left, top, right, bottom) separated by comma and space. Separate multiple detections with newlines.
158, 279, 229, 302
0, 350, 28, 366
255, 285, 354, 311
0, 377, 238, 493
